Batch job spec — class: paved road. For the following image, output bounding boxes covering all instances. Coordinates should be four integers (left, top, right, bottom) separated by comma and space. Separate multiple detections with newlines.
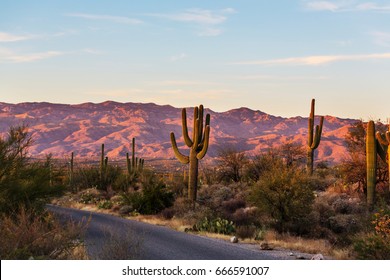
47, 205, 284, 260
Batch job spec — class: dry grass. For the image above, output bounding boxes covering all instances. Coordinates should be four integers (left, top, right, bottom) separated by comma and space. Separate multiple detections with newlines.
91, 226, 143, 260
132, 215, 193, 232
0, 207, 88, 260
261, 230, 351, 259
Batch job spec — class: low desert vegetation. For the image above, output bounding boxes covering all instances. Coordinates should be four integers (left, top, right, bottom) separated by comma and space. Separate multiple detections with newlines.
3, 106, 390, 260
0, 126, 87, 259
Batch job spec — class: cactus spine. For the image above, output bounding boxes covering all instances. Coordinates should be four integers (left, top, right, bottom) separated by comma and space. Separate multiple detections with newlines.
366, 121, 377, 207
170, 105, 210, 202
307, 99, 324, 175
375, 121, 390, 192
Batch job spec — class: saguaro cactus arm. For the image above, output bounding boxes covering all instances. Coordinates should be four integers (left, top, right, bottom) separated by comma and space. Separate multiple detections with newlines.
311, 117, 324, 149
182, 109, 193, 147
375, 127, 390, 193
376, 131, 390, 146
196, 125, 210, 159
307, 99, 324, 175
308, 99, 324, 149
170, 132, 190, 164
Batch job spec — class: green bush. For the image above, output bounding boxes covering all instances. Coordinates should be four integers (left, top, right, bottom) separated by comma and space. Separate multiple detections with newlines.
121, 174, 174, 215
353, 208, 390, 259
193, 217, 235, 235
353, 233, 390, 259
73, 165, 122, 192
0, 126, 63, 214
97, 200, 113, 209
250, 163, 315, 234
73, 167, 100, 190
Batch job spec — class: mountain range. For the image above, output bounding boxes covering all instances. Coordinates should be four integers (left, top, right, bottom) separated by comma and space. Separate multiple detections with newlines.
0, 101, 357, 164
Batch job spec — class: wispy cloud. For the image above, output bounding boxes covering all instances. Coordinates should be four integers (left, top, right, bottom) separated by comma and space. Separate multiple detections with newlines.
158, 89, 234, 100
0, 48, 64, 63
356, 2, 390, 12
0, 47, 101, 63
66, 13, 143, 24
0, 32, 34, 42
303, 1, 390, 12
83, 48, 104, 55
305, 1, 341, 11
372, 31, 390, 46
170, 53, 188, 61
161, 80, 218, 86
85, 89, 148, 98
198, 27, 223, 37
234, 53, 390, 66
146, 8, 236, 37
237, 75, 329, 80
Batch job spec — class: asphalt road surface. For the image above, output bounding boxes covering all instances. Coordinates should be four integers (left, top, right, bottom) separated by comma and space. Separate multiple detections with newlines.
47, 205, 286, 260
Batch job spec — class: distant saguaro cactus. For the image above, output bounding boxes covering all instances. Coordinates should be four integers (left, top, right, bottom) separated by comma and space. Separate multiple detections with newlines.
375, 121, 390, 192
69, 152, 74, 192
170, 105, 210, 202
307, 99, 324, 175
126, 137, 144, 176
99, 144, 108, 189
366, 121, 377, 207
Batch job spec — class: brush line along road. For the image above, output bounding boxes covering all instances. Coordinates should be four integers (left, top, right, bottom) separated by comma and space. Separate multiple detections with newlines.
47, 205, 284, 260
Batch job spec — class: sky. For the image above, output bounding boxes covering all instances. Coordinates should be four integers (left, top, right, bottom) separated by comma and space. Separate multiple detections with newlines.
1, 0, 390, 121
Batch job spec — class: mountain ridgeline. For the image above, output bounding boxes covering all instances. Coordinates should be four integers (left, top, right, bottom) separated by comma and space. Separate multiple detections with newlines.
0, 101, 356, 163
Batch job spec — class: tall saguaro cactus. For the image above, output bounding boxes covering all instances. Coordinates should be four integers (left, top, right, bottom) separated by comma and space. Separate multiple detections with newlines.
126, 137, 144, 175
375, 122, 390, 192
99, 144, 108, 188
170, 105, 211, 202
307, 99, 324, 175
366, 121, 377, 207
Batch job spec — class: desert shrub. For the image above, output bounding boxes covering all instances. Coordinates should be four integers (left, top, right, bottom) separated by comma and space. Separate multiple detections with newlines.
73, 166, 100, 190
91, 226, 142, 260
197, 183, 244, 214
78, 188, 103, 204
235, 225, 257, 239
0, 208, 86, 259
251, 164, 315, 234
159, 207, 176, 220
98, 165, 122, 192
332, 197, 363, 214
121, 174, 174, 215
353, 233, 390, 259
139, 181, 174, 214
0, 126, 64, 214
193, 217, 235, 235
221, 198, 246, 214
245, 145, 309, 181
328, 214, 360, 234
353, 209, 390, 259
97, 200, 113, 209
231, 207, 259, 226
216, 146, 248, 183
164, 197, 212, 225
307, 193, 367, 244
73, 165, 122, 192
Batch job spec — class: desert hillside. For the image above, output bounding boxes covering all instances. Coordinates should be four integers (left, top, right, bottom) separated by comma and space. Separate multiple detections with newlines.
0, 101, 356, 163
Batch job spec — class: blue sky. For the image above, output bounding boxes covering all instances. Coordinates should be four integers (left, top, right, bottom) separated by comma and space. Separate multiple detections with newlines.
1, 0, 390, 120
